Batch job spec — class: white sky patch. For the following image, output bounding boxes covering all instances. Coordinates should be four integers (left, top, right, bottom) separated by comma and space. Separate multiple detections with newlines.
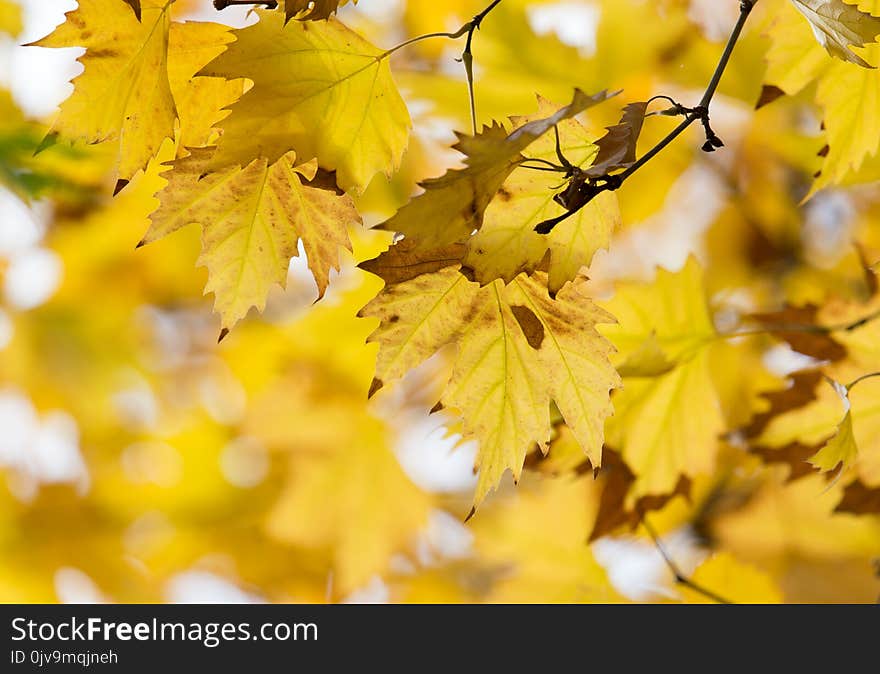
395, 412, 478, 493
802, 190, 856, 269
0, 307, 12, 349
0, 388, 88, 497
166, 570, 264, 604
526, 2, 600, 56
414, 509, 474, 566
5, 0, 79, 118
54, 567, 108, 604
4, 246, 63, 309
593, 527, 704, 602
343, 575, 390, 604
0, 188, 47, 255
763, 343, 823, 377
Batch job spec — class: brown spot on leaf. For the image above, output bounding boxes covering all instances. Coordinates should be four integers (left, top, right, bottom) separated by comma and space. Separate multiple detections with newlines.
89, 48, 119, 59
511, 305, 544, 349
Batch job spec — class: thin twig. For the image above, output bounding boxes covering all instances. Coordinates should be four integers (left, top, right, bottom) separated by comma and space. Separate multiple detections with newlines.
640, 515, 733, 605
618, 0, 756, 183
846, 371, 880, 392
213, 0, 277, 10
717, 307, 880, 341
536, 0, 757, 233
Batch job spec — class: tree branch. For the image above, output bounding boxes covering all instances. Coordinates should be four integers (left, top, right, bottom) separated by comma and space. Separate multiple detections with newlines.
536, 0, 758, 233
639, 515, 733, 605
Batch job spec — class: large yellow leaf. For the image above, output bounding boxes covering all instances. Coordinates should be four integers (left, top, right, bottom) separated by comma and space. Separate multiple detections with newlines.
30, 0, 176, 180
600, 259, 724, 498
199, 10, 410, 194
464, 97, 620, 291
144, 149, 357, 332
360, 262, 619, 507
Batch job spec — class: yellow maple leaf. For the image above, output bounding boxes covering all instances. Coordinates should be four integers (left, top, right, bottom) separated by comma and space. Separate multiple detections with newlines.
143, 149, 357, 332
199, 10, 410, 194
360, 261, 619, 507
600, 258, 725, 498
30, 0, 176, 180
464, 96, 621, 291
791, 0, 880, 67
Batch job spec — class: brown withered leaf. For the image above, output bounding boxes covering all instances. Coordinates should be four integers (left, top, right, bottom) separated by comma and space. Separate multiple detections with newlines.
835, 480, 880, 514
743, 370, 824, 481
751, 442, 821, 481
749, 305, 847, 361
359, 238, 467, 286
585, 101, 649, 178
589, 449, 691, 541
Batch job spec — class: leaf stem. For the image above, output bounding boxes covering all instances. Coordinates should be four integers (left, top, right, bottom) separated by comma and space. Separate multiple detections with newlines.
639, 515, 733, 605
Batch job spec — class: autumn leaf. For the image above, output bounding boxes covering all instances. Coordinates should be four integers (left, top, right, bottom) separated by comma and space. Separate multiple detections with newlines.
380, 88, 616, 253
791, 0, 880, 67
600, 258, 724, 498
143, 149, 357, 332
359, 263, 619, 507
584, 101, 649, 177
30, 0, 176, 180
199, 10, 410, 194
463, 96, 621, 291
